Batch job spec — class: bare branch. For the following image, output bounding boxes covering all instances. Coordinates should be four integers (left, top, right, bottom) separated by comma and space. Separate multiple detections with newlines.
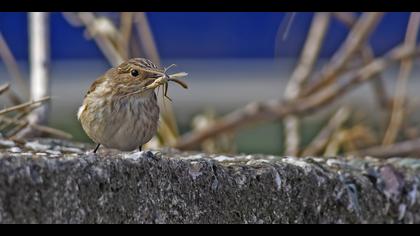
0, 33, 29, 98
283, 12, 331, 156
351, 138, 420, 158
0, 115, 72, 139
0, 83, 10, 96
0, 103, 37, 131
0, 96, 50, 116
77, 12, 124, 66
302, 107, 351, 156
334, 12, 391, 110
175, 44, 420, 150
119, 12, 134, 59
332, 12, 357, 26
134, 12, 160, 65
382, 12, 420, 145
61, 12, 84, 27
302, 12, 384, 96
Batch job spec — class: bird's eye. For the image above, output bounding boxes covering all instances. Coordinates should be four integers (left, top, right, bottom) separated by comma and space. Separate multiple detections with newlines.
130, 69, 139, 77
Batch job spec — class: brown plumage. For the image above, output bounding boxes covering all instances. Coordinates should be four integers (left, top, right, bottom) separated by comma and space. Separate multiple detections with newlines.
78, 58, 165, 152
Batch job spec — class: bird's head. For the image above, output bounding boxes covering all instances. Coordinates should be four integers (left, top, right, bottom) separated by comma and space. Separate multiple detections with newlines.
109, 58, 166, 95
108, 58, 188, 99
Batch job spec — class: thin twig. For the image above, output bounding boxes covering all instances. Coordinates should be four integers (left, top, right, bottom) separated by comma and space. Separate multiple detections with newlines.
0, 104, 35, 131
302, 107, 351, 156
119, 12, 134, 59
323, 129, 347, 157
0, 83, 10, 95
0, 96, 50, 116
129, 33, 144, 58
0, 83, 21, 107
61, 12, 84, 27
284, 13, 331, 99
77, 12, 124, 66
332, 12, 357, 26
6, 120, 29, 137
6, 89, 23, 106
350, 138, 420, 158
302, 12, 384, 96
323, 124, 377, 156
0, 33, 29, 98
134, 12, 160, 65
156, 114, 178, 146
382, 12, 420, 146
333, 12, 391, 110
0, 115, 72, 139
283, 12, 330, 156
1, 90, 23, 108
341, 124, 377, 152
175, 44, 420, 150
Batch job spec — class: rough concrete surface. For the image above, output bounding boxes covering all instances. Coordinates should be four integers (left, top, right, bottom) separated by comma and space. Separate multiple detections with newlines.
0, 138, 419, 224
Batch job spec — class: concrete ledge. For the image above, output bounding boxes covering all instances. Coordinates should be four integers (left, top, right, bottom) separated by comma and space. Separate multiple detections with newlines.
0, 139, 419, 223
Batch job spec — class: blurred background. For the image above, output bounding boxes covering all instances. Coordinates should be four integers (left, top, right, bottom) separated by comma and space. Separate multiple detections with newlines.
0, 12, 420, 156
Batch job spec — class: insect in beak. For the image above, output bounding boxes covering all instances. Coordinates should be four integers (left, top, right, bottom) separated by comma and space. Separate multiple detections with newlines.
154, 65, 189, 102
121, 66, 188, 99
163, 75, 171, 101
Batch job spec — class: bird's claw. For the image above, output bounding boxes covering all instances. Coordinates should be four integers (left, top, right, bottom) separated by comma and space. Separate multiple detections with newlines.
144, 150, 159, 161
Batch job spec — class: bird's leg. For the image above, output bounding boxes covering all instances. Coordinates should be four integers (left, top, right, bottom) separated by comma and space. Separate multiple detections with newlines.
93, 144, 101, 153
138, 145, 157, 160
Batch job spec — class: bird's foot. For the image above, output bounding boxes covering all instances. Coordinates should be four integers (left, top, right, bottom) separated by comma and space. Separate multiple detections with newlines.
142, 150, 159, 161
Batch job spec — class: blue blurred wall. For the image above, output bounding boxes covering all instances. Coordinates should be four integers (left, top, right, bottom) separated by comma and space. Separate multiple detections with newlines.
0, 12, 412, 60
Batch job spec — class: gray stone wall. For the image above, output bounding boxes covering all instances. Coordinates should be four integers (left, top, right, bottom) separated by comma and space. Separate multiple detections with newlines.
0, 139, 419, 223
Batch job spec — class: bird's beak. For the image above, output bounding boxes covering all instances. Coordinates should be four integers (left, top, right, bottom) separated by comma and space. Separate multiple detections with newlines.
144, 74, 168, 90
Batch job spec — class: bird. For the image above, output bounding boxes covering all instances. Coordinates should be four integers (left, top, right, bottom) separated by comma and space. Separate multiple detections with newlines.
77, 58, 187, 153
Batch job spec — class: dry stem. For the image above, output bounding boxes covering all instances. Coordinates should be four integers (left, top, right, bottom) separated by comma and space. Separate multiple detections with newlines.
351, 138, 420, 158
382, 12, 420, 145
0, 84, 10, 96
0, 115, 72, 139
283, 12, 330, 156
0, 96, 50, 116
302, 107, 350, 156
77, 12, 124, 66
175, 44, 420, 150
302, 12, 384, 97
119, 12, 134, 59
0, 33, 29, 98
333, 12, 390, 110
